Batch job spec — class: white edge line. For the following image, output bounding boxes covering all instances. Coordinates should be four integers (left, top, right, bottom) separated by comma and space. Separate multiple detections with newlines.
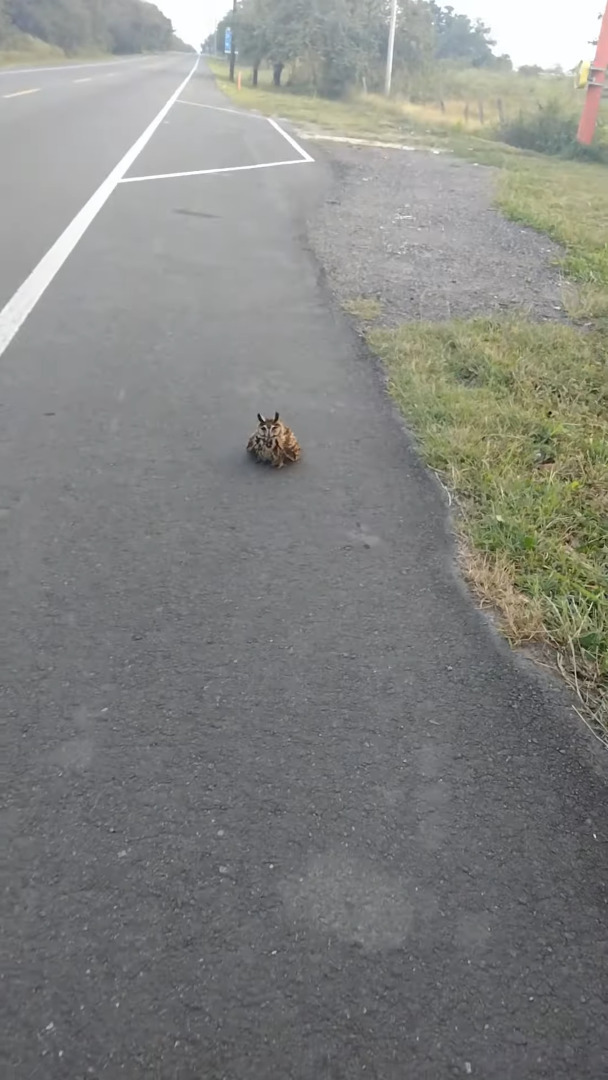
120, 158, 310, 184
0, 57, 199, 360
266, 116, 314, 162
176, 98, 257, 118
2, 87, 40, 99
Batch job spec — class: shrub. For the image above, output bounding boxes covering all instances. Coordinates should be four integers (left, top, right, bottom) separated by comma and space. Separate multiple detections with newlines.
498, 99, 608, 162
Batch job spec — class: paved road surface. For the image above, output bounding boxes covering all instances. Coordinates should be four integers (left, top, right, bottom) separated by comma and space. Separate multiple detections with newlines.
0, 55, 196, 311
2, 56, 607, 1079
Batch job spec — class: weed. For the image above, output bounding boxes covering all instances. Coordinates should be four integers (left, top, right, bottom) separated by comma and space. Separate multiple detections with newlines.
342, 297, 383, 321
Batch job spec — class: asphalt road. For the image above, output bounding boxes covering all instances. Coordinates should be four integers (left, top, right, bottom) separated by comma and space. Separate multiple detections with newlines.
2, 57, 608, 1080
0, 54, 190, 309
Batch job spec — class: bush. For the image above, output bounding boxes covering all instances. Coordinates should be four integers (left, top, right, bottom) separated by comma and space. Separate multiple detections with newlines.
499, 99, 608, 162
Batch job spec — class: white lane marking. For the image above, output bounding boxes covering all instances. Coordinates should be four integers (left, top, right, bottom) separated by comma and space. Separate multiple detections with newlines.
299, 132, 438, 152
176, 98, 256, 118
175, 101, 316, 166
2, 87, 40, 99
266, 117, 314, 162
73, 77, 92, 84
0, 57, 199, 361
120, 158, 311, 184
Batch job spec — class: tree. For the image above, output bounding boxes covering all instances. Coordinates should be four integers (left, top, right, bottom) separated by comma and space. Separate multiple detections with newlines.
393, 0, 435, 84
237, 0, 275, 85
429, 2, 497, 67
209, 0, 505, 98
3, 0, 176, 55
233, 0, 432, 96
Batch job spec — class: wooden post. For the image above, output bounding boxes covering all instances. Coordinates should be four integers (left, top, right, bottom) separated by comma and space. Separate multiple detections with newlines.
577, 1, 608, 145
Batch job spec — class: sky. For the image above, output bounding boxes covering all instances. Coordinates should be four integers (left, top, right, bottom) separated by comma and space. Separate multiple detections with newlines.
156, 0, 604, 70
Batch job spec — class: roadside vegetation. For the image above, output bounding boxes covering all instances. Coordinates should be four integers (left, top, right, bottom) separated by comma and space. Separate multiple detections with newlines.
206, 0, 607, 159
370, 146, 607, 734
214, 3, 607, 734
373, 321, 607, 733
0, 0, 191, 66
208, 6, 608, 737
212, 76, 607, 734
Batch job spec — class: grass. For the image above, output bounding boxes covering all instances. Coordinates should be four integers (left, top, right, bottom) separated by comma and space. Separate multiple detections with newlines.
0, 31, 158, 68
0, 31, 72, 66
209, 56, 607, 150
342, 297, 384, 321
371, 319, 608, 734
374, 150, 608, 733
208, 57, 429, 143
209, 56, 608, 736
0, 43, 108, 68
496, 160, 608, 324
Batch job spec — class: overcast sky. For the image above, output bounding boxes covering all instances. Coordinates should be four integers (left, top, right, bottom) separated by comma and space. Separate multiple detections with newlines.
157, 0, 603, 70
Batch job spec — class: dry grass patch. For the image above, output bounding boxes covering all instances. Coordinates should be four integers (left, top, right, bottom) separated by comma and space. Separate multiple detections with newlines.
342, 297, 383, 322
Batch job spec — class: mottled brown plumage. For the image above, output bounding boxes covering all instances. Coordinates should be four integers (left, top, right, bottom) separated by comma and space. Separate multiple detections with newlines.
247, 412, 301, 469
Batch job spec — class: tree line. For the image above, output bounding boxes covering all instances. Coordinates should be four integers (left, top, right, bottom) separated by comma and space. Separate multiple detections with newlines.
0, 0, 190, 55
205, 0, 511, 97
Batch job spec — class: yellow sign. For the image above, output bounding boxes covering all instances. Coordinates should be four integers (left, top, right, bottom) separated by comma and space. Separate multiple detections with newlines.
576, 59, 591, 88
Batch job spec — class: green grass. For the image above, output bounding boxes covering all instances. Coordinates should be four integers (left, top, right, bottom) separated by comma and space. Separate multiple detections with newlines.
369, 150, 608, 732
414, 64, 580, 110
209, 56, 607, 150
0, 30, 155, 68
342, 297, 384, 321
496, 159, 608, 324
209, 56, 608, 734
371, 149, 608, 731
371, 320, 607, 729
0, 30, 72, 66
0, 43, 108, 68
208, 58, 429, 143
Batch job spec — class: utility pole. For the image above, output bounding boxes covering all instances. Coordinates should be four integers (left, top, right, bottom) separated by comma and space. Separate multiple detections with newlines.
384, 0, 398, 95
577, 1, 608, 145
229, 0, 237, 82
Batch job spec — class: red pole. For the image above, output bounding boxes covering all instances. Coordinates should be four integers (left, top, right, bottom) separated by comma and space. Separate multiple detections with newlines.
577, 2, 608, 145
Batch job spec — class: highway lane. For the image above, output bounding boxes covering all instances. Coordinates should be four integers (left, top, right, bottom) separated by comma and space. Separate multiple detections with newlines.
2, 62, 608, 1080
0, 53, 196, 309
0, 55, 156, 85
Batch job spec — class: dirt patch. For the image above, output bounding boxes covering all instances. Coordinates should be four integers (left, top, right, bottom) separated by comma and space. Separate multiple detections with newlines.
307, 144, 566, 324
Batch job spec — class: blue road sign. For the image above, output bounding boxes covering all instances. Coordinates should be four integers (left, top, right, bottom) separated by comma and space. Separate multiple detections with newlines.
224, 27, 232, 54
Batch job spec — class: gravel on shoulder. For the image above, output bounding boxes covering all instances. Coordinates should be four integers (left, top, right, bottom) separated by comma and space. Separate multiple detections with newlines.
307, 144, 565, 324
